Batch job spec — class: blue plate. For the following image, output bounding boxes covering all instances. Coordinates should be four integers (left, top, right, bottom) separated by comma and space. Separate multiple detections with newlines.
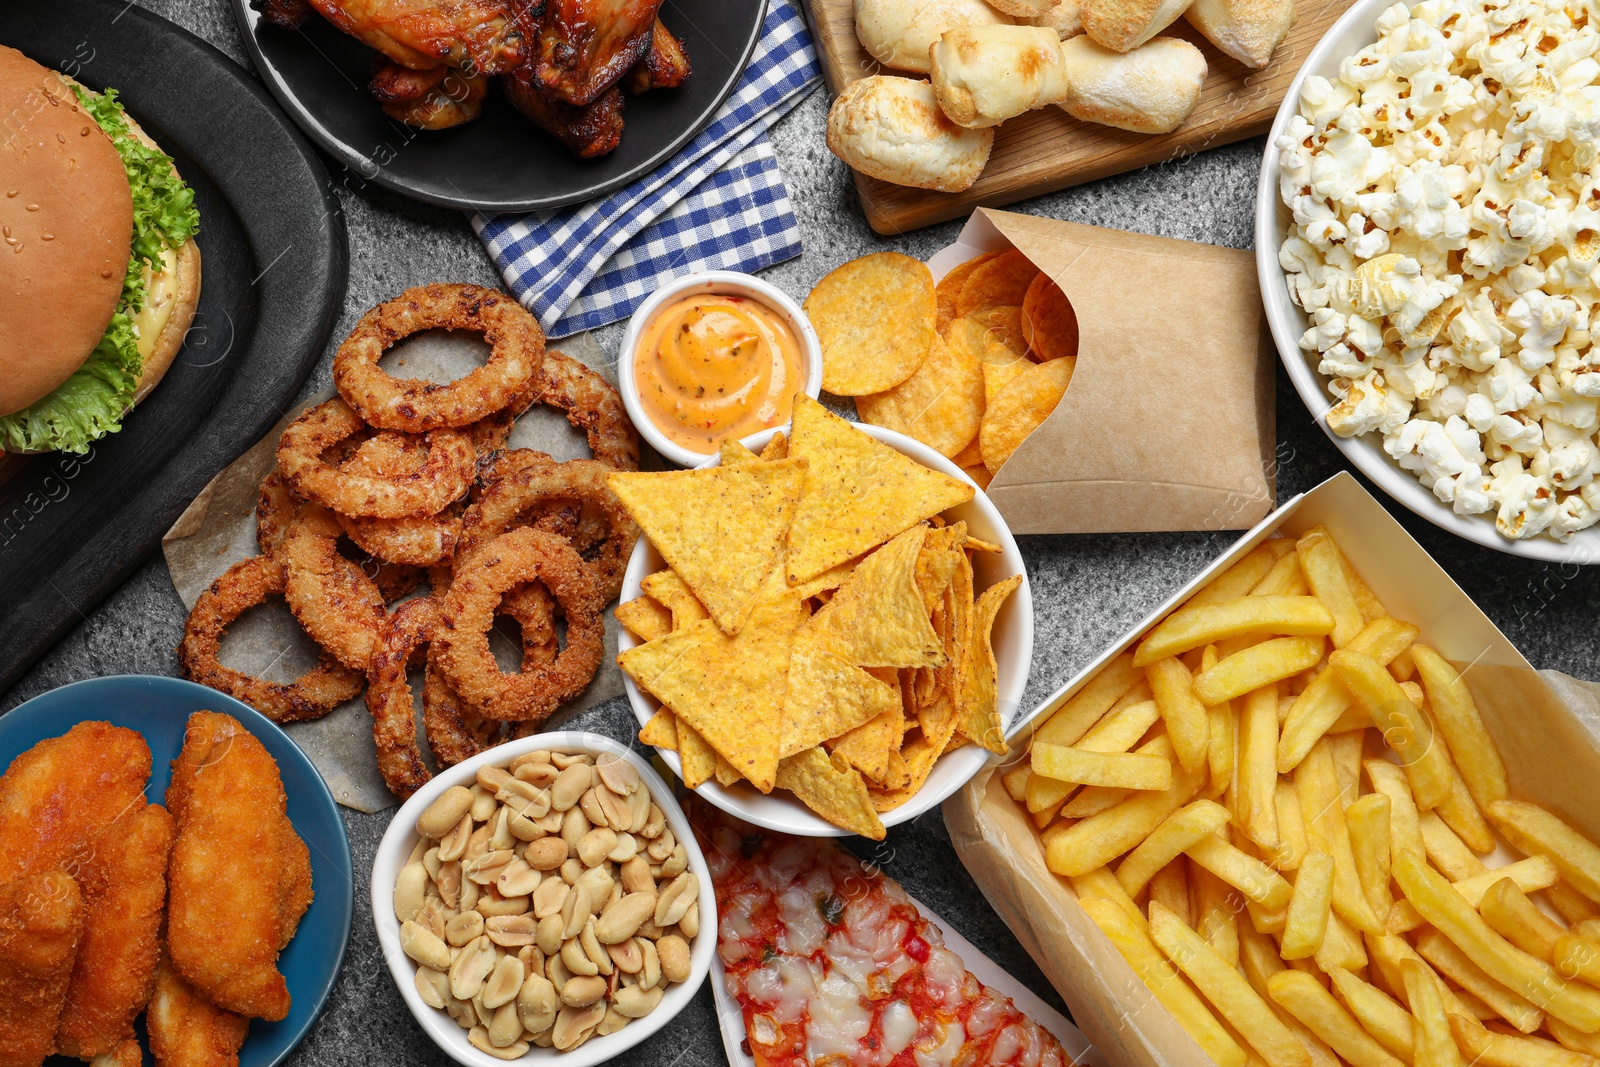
1, 676, 352, 1067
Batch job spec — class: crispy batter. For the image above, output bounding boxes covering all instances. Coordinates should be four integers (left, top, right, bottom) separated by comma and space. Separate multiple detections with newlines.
147, 955, 248, 1067
335, 434, 463, 566
0, 870, 84, 1067
166, 712, 306, 1022
56, 803, 174, 1059
282, 520, 392, 673
92, 1037, 143, 1067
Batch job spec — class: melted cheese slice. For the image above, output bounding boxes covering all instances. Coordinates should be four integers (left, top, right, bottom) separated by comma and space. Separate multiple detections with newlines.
131, 245, 178, 361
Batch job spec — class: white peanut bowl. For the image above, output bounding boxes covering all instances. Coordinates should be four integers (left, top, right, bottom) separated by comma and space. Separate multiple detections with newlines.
617, 422, 1035, 838
617, 270, 826, 469
370, 732, 717, 1067
1254, 0, 1600, 563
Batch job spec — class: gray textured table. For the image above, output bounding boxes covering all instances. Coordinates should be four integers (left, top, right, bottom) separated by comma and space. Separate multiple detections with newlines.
6, 3, 1600, 1065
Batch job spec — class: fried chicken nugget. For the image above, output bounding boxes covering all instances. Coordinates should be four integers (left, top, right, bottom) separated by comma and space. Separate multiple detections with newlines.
56, 803, 175, 1059
0, 870, 86, 1067
147, 955, 248, 1067
89, 1037, 142, 1067
166, 711, 308, 1021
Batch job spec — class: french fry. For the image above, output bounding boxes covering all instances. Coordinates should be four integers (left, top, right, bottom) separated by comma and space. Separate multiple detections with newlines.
1415, 928, 1545, 1033
1036, 651, 1143, 747
1330, 731, 1364, 807
1419, 811, 1488, 880
1546, 1015, 1600, 1058
1480, 878, 1567, 961
1203, 646, 1237, 801
1194, 864, 1243, 968
1387, 899, 1424, 934
1297, 527, 1365, 648
1266, 969, 1405, 1067
1190, 543, 1297, 608
1032, 801, 1064, 830
1276, 781, 1309, 871
1348, 793, 1395, 918
1394, 851, 1600, 1032
1435, 760, 1495, 854
1134, 597, 1336, 666
1338, 549, 1389, 626
1490, 801, 1600, 907
1278, 619, 1420, 773
1367, 932, 1476, 1017
1150, 902, 1313, 1067
1548, 880, 1600, 925
1297, 740, 1384, 934
1241, 921, 1289, 990
1032, 743, 1175, 790
1195, 638, 1325, 705
1365, 759, 1426, 865
1079, 896, 1249, 1067
1151, 858, 1193, 927
1254, 551, 1310, 597
1282, 851, 1335, 960
1046, 759, 1201, 877
1409, 644, 1508, 810
1328, 967, 1417, 1061
1401, 959, 1464, 1067
1239, 683, 1282, 852
1554, 934, 1600, 990
1001, 762, 1031, 802
1147, 657, 1211, 775
1447, 1013, 1597, 1067
1329, 650, 1452, 810
1027, 695, 1160, 812
1187, 834, 1295, 911
1315, 911, 1369, 972
1070, 865, 1147, 926
1389, 646, 1417, 682
1453, 857, 1560, 909
1062, 734, 1175, 819
1117, 800, 1233, 897
1578, 920, 1600, 943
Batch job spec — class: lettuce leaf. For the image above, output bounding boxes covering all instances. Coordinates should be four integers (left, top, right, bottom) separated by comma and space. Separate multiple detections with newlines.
0, 85, 200, 454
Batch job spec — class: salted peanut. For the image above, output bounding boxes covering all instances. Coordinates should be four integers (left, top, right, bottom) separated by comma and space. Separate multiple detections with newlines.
449, 935, 497, 1001
561, 883, 594, 940
608, 833, 639, 864
678, 901, 700, 940
533, 809, 564, 835
418, 786, 475, 838
526, 837, 568, 872
498, 776, 552, 818
597, 1005, 630, 1036
560, 858, 583, 886
612, 983, 665, 1019
647, 827, 676, 863
657, 934, 691, 984
661, 842, 689, 879
481, 954, 524, 1010
580, 787, 609, 829
560, 974, 608, 1008
550, 751, 591, 770
506, 803, 545, 841
395, 862, 429, 923
597, 753, 640, 795
597, 892, 658, 945
620, 856, 655, 895
655, 873, 698, 928
416, 897, 450, 941
639, 938, 661, 991
416, 967, 450, 1009
608, 937, 644, 974
514, 760, 559, 789
627, 787, 650, 833
497, 858, 541, 898
401, 920, 452, 970
576, 865, 614, 911
517, 944, 546, 975
533, 876, 569, 918
477, 765, 514, 793
475, 886, 529, 918
518, 973, 559, 1032
1057, 36, 1206, 134
641, 804, 666, 840
468, 1025, 528, 1060
437, 813, 473, 862
546, 951, 572, 993
931, 25, 1072, 128
551, 764, 592, 811
552, 1002, 605, 1051
469, 783, 498, 822
486, 1001, 522, 1047
581, 917, 612, 976
561, 806, 591, 849
445, 910, 485, 947
577, 828, 619, 868
536, 914, 565, 956
465, 849, 515, 886
485, 914, 538, 948
510, 749, 552, 772
561, 935, 599, 977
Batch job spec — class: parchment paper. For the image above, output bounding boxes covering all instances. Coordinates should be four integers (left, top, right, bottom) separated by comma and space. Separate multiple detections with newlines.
930, 210, 1277, 536
944, 471, 1600, 1067
162, 331, 630, 813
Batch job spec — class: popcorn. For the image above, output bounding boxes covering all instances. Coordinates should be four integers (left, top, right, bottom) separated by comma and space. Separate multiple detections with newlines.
1279, 0, 1600, 541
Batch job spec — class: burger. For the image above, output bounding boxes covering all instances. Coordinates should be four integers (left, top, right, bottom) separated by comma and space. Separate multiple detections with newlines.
0, 44, 201, 455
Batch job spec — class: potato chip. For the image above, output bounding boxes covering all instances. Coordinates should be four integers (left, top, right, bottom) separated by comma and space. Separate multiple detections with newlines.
951, 438, 985, 471
678, 721, 717, 788
936, 251, 1003, 334
958, 249, 1039, 355
829, 694, 905, 785
785, 396, 973, 583
811, 525, 946, 668
980, 356, 1074, 476
1021, 271, 1080, 363
639, 570, 709, 630
760, 432, 789, 461
775, 747, 885, 840
780, 628, 902, 757
638, 708, 678, 750
615, 595, 673, 642
855, 331, 984, 459
609, 459, 805, 635
806, 252, 936, 396
982, 352, 1029, 409
948, 315, 1021, 370
957, 575, 1022, 754
617, 592, 806, 792
963, 465, 993, 489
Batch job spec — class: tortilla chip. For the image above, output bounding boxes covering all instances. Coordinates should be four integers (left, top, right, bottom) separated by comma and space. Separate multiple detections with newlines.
720, 437, 761, 465
678, 721, 717, 788
979, 357, 1074, 476
792, 557, 859, 600
869, 730, 949, 812
965, 535, 1001, 553
956, 575, 1022, 755
943, 735, 971, 755
714, 755, 742, 787
959, 249, 1038, 355
810, 526, 945, 668
785, 397, 973, 583
806, 252, 936, 396
616, 596, 673, 642
827, 695, 904, 785
775, 747, 885, 840
1021, 271, 1080, 363
780, 628, 902, 757
916, 551, 972, 738
616, 592, 805, 792
936, 251, 1003, 334
638, 708, 678, 750
639, 571, 709, 630
855, 332, 984, 459
760, 432, 789, 461
915, 521, 966, 613
609, 459, 805, 635
881, 748, 912, 792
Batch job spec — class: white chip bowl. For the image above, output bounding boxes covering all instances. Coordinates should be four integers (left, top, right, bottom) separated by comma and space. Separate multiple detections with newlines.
617, 270, 825, 469
371, 732, 717, 1067
1255, 0, 1600, 563
617, 422, 1034, 837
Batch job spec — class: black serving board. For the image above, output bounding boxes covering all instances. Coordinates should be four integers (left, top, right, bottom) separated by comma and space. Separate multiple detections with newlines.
0, 1, 346, 695
231, 0, 764, 212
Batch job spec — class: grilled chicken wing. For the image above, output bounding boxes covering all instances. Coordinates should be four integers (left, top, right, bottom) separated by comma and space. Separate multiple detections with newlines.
370, 58, 488, 128
306, 0, 526, 74
502, 65, 625, 158
257, 0, 315, 29
624, 19, 689, 93
534, 0, 663, 105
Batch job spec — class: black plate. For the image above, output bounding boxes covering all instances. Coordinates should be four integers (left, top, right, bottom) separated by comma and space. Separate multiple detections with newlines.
0, 2, 346, 694
231, 1, 765, 212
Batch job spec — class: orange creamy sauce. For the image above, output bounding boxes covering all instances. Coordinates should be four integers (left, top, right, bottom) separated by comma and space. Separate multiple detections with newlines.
634, 293, 806, 454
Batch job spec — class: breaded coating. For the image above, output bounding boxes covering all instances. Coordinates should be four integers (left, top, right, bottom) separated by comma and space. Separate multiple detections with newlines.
147, 955, 248, 1067
0, 870, 86, 1067
88, 1037, 142, 1067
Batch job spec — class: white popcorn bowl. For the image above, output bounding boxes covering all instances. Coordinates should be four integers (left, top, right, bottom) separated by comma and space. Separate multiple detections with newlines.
370, 732, 716, 1067
617, 422, 1034, 838
1255, 0, 1600, 564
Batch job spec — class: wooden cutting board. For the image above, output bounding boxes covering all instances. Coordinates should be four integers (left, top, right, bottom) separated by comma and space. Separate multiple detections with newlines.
804, 0, 1354, 234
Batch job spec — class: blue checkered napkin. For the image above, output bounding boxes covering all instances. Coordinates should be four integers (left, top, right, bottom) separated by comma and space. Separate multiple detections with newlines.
473, 0, 822, 339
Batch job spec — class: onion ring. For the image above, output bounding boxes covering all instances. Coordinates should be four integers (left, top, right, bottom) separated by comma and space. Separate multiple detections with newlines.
281, 519, 391, 672
365, 596, 439, 799
435, 526, 604, 722
529, 349, 639, 471
277, 398, 476, 518
179, 555, 364, 722
335, 432, 464, 565
331, 283, 546, 432
259, 466, 424, 600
